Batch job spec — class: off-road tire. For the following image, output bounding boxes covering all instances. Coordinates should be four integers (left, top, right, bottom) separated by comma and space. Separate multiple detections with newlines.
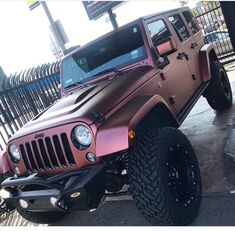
0, 174, 5, 218
204, 61, 232, 110
129, 128, 201, 225
17, 208, 69, 224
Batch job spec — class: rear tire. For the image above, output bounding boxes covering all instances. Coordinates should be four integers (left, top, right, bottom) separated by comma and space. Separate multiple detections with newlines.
204, 61, 232, 110
17, 208, 69, 224
129, 128, 201, 225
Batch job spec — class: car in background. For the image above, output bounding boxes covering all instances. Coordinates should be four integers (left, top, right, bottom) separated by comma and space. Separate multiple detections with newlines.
205, 30, 233, 56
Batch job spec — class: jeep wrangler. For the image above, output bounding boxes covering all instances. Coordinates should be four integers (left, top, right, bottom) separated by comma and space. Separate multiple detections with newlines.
0, 7, 233, 225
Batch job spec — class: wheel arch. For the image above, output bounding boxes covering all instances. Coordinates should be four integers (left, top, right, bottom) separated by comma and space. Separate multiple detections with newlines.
136, 102, 179, 131
209, 48, 219, 63
199, 44, 218, 82
96, 95, 179, 156
0, 150, 11, 175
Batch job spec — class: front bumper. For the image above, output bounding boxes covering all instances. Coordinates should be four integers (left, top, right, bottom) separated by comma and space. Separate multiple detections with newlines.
0, 163, 106, 213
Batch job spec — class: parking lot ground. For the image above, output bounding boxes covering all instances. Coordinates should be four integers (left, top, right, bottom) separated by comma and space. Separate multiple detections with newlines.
2, 69, 235, 226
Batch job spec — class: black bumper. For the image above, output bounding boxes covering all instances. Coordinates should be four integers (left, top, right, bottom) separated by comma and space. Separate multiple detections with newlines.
0, 163, 106, 213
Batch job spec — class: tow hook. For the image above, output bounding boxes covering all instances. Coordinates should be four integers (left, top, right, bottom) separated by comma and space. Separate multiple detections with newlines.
50, 197, 68, 211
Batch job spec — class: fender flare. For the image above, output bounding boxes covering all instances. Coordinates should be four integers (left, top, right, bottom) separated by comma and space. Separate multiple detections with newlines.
96, 95, 178, 156
0, 150, 11, 175
199, 44, 218, 82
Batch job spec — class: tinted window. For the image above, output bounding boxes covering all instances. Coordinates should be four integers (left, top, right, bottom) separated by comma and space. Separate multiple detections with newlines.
147, 20, 171, 47
168, 14, 190, 42
61, 25, 147, 89
183, 10, 200, 34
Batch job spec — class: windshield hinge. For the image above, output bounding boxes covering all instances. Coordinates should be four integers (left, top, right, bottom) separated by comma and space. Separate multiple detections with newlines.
91, 110, 105, 123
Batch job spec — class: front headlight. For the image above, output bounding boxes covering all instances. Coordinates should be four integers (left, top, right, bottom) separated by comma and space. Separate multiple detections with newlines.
9, 144, 21, 163
73, 126, 92, 147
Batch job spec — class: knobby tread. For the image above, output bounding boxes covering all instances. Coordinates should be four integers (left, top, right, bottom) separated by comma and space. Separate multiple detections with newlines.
205, 61, 232, 110
17, 208, 69, 224
0, 175, 6, 218
129, 128, 201, 225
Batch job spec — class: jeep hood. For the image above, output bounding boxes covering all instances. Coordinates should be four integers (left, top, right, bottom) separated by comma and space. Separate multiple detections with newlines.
9, 66, 154, 141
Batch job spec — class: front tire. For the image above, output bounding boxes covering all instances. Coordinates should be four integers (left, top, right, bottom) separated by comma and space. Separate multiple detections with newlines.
129, 128, 201, 225
0, 174, 5, 219
17, 208, 69, 224
204, 61, 232, 110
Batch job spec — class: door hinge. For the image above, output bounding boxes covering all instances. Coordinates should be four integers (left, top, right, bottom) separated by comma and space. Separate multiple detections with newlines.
160, 72, 167, 80
190, 43, 198, 49
177, 52, 188, 60
170, 95, 177, 104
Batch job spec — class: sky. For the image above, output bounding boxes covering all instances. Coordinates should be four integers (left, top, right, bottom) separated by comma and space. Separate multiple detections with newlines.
0, 0, 198, 76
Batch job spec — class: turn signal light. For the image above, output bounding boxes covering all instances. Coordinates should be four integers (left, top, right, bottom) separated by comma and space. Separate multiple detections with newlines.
128, 130, 136, 139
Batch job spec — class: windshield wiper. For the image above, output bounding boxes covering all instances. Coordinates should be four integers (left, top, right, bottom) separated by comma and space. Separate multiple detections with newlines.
64, 81, 83, 89
64, 68, 123, 89
91, 68, 123, 78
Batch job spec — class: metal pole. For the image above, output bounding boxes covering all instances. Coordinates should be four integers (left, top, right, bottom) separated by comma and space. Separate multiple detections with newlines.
108, 9, 118, 29
40, 1, 66, 52
220, 1, 235, 53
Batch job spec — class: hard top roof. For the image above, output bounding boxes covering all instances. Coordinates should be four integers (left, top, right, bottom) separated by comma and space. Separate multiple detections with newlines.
141, 6, 190, 21
62, 6, 190, 60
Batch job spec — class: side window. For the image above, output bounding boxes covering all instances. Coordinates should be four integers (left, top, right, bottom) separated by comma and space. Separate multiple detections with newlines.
168, 14, 190, 42
183, 10, 200, 34
147, 19, 171, 47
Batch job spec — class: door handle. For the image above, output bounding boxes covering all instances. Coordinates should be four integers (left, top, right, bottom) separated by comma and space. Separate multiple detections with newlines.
177, 52, 189, 60
190, 42, 198, 49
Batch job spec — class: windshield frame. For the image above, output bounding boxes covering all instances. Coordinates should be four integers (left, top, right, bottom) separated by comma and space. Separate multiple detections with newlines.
60, 20, 154, 92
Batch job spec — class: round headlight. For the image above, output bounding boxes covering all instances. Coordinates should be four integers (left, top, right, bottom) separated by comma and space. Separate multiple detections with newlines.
74, 126, 92, 146
9, 144, 21, 163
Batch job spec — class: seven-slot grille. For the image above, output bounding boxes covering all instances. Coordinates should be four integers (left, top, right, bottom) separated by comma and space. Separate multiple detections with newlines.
19, 133, 76, 172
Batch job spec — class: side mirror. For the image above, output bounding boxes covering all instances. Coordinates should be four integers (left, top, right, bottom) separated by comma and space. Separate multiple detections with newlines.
155, 37, 177, 56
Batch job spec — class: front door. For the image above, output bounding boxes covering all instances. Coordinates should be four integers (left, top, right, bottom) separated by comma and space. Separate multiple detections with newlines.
145, 16, 195, 112
181, 9, 205, 89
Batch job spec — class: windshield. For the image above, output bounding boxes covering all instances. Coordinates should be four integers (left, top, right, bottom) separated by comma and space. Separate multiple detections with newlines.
61, 24, 147, 89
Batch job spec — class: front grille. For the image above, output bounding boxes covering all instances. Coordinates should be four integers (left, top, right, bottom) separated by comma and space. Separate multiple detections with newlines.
19, 133, 76, 172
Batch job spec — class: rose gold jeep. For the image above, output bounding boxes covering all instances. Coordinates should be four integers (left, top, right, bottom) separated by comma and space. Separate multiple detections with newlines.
0, 7, 232, 225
